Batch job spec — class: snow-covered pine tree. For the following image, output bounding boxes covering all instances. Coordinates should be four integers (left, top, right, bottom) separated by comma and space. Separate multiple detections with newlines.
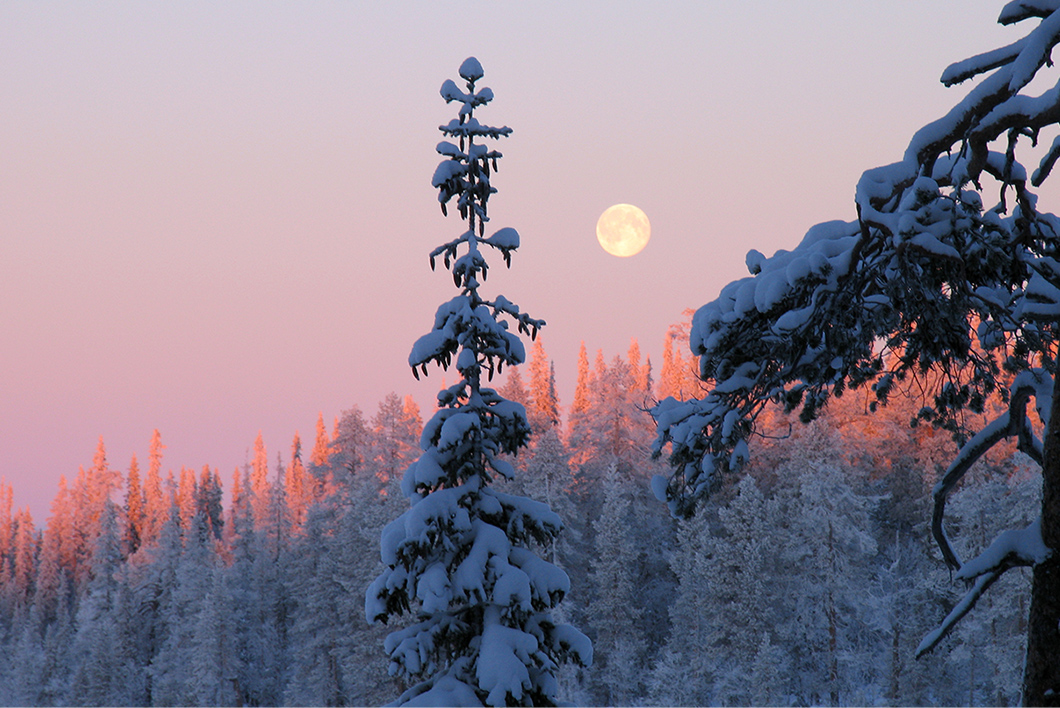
651, 5, 1060, 701
587, 464, 642, 705
366, 57, 591, 707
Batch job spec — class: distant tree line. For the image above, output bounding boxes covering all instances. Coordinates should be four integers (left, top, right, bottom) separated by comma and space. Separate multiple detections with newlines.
0, 325, 1037, 705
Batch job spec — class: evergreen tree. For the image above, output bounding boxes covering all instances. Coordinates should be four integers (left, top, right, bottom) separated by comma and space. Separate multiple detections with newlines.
657, 311, 702, 403
41, 574, 76, 705
566, 342, 593, 468
196, 464, 225, 541
176, 465, 197, 532
705, 475, 774, 705
34, 511, 66, 626
366, 58, 590, 706
587, 465, 642, 705
648, 506, 715, 706
137, 504, 184, 706
527, 337, 560, 434
499, 366, 530, 411
330, 405, 370, 496
125, 455, 145, 555
627, 338, 651, 399
151, 512, 217, 706
0, 481, 11, 589
9, 508, 35, 613
371, 392, 423, 489
68, 500, 124, 706
225, 467, 273, 707
285, 504, 349, 707
190, 564, 238, 706
310, 411, 333, 492
776, 437, 882, 705
251, 432, 271, 529
142, 429, 168, 548
285, 432, 311, 532
7, 606, 47, 706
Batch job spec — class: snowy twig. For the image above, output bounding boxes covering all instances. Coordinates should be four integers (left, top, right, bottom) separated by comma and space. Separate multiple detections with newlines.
915, 570, 1002, 658
999, 1, 1060, 26
958, 517, 1052, 580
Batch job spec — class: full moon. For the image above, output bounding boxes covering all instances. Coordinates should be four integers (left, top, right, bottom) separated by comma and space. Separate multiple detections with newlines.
596, 204, 651, 257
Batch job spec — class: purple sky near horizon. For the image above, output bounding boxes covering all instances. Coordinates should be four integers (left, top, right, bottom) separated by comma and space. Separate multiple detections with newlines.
0, 2, 1037, 521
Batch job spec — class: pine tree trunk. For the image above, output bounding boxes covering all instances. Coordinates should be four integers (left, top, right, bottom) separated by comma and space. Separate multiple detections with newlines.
1022, 373, 1060, 706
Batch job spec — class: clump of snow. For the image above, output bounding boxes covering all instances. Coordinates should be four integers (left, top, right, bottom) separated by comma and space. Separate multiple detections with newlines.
956, 516, 1052, 581
459, 56, 484, 81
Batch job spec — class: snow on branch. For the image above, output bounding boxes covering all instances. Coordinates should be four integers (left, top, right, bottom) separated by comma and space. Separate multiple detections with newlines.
915, 570, 1002, 658
917, 518, 1052, 658
655, 2, 1060, 508
654, 9, 1060, 684
957, 516, 1051, 581
941, 37, 1028, 87
1000, 1, 1060, 26
371, 58, 589, 706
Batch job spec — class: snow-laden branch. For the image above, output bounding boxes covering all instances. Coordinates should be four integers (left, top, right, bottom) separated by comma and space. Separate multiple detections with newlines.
915, 570, 1002, 658
917, 517, 1051, 657
999, 1, 1060, 26
654, 9, 1060, 691
958, 516, 1052, 581
941, 37, 1029, 87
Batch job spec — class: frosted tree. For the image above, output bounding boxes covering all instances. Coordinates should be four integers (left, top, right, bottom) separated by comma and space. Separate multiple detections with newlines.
142, 429, 168, 547
652, 4, 1060, 701
779, 449, 882, 705
329, 405, 370, 495
189, 565, 237, 707
526, 337, 560, 434
125, 455, 145, 555
150, 513, 218, 705
586, 465, 642, 705
945, 469, 1039, 706
371, 392, 424, 488
67, 501, 125, 706
648, 505, 715, 707
565, 343, 593, 469
285, 504, 354, 706
366, 57, 590, 706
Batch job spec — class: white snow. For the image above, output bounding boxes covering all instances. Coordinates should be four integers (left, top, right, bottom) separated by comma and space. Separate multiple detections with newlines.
401, 676, 481, 707
477, 614, 535, 705
459, 56, 484, 81
956, 516, 1052, 581
485, 227, 519, 250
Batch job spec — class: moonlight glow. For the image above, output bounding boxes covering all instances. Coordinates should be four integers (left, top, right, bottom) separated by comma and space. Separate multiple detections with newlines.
596, 204, 651, 257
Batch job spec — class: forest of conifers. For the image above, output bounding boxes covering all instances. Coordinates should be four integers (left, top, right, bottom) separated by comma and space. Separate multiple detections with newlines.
0, 327, 1041, 706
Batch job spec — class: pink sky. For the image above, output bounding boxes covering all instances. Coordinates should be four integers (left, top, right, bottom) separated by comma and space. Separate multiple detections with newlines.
0, 2, 1038, 521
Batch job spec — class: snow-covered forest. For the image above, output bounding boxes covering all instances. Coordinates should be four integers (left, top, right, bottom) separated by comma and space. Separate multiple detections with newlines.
9, 4, 1060, 702
0, 330, 1039, 705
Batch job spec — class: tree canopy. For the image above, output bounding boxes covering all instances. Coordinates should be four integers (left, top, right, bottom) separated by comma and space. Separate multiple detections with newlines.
652, 3, 1060, 702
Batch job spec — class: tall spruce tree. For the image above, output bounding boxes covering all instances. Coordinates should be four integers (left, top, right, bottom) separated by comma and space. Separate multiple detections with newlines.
366, 57, 590, 707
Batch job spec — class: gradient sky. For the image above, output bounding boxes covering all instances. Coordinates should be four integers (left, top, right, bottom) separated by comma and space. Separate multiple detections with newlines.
1, 1, 1040, 521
